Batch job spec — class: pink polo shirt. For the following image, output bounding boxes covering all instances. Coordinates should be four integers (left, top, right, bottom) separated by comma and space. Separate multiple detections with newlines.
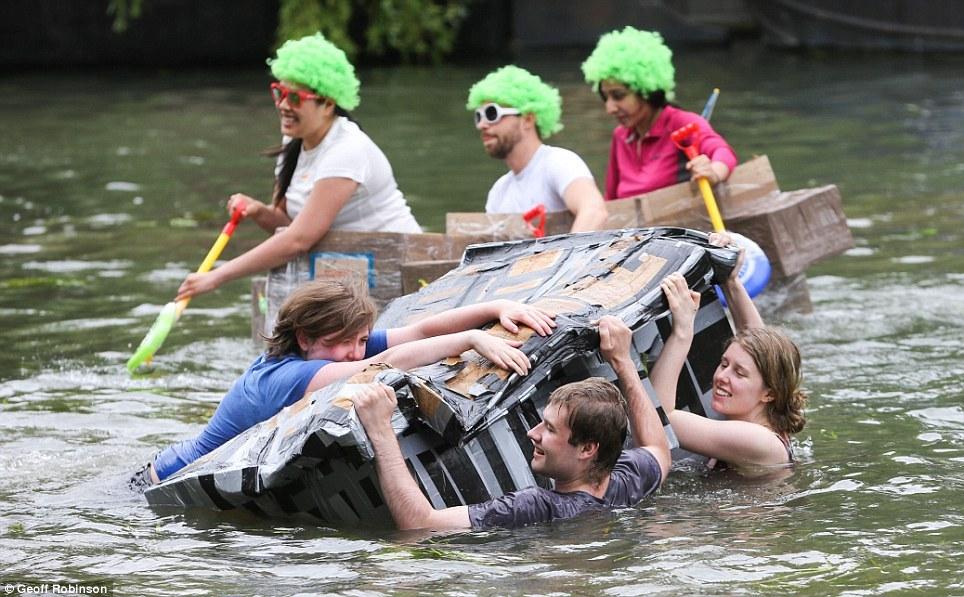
605, 105, 737, 200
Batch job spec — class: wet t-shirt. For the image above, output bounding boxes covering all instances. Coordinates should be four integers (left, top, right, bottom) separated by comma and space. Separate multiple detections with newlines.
467, 447, 662, 530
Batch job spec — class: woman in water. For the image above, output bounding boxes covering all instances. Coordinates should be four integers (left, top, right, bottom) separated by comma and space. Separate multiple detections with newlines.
176, 33, 421, 301
650, 233, 806, 468
137, 278, 554, 486
581, 27, 738, 201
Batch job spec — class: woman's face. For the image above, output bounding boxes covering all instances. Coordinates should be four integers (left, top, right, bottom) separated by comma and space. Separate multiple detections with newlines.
274, 80, 330, 144
711, 342, 772, 422
303, 327, 370, 362
599, 80, 653, 133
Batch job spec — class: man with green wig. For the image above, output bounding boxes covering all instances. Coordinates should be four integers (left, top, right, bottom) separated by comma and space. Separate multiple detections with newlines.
466, 66, 608, 232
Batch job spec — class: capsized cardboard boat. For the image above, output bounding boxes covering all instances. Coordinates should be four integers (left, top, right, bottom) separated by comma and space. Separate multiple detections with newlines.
250, 155, 853, 339
147, 228, 738, 525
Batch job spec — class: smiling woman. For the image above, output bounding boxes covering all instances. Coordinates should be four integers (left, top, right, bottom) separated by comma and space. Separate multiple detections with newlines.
175, 33, 421, 303
648, 233, 807, 469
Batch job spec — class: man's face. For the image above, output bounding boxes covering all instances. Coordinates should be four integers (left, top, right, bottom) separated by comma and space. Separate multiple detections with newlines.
527, 402, 583, 479
475, 104, 523, 159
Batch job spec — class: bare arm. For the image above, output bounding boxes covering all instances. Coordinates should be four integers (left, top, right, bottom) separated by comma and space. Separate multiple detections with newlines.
353, 383, 470, 530
387, 300, 555, 346
176, 177, 358, 301
227, 192, 291, 233
597, 316, 671, 483
562, 177, 609, 233
647, 273, 701, 416
305, 330, 530, 393
709, 232, 765, 330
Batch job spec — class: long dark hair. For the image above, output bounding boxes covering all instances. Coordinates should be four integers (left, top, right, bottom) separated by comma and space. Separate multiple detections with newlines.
266, 105, 359, 212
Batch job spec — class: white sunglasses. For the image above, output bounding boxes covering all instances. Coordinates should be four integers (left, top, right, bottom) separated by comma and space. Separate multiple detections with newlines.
474, 103, 521, 126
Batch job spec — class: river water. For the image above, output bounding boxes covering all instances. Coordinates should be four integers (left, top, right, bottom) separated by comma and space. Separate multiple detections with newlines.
1, 43, 962, 595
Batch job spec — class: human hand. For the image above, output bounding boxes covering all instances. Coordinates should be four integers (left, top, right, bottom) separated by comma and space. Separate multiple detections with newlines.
686, 154, 719, 184
175, 271, 222, 302
470, 331, 530, 375
708, 231, 744, 283
497, 300, 556, 336
660, 273, 701, 337
597, 315, 633, 368
351, 383, 398, 433
227, 193, 262, 219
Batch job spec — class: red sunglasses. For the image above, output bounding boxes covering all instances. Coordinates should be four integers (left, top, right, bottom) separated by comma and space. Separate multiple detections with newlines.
270, 82, 322, 108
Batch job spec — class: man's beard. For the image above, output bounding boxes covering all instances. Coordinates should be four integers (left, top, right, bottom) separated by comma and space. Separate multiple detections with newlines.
484, 128, 521, 160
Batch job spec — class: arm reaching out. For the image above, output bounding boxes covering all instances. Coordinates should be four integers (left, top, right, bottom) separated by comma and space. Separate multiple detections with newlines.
353, 383, 470, 530
709, 232, 765, 330
306, 330, 531, 394
227, 192, 291, 233
648, 273, 701, 416
387, 299, 555, 346
597, 316, 671, 482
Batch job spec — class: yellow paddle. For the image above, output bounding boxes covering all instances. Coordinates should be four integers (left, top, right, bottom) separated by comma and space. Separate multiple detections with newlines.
127, 208, 243, 373
670, 122, 726, 232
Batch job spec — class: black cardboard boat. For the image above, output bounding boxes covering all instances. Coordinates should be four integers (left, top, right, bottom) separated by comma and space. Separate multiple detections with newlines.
146, 228, 738, 525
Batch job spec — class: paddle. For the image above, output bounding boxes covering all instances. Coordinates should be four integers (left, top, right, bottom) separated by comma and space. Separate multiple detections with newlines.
126, 207, 244, 373
700, 87, 720, 121
670, 122, 771, 300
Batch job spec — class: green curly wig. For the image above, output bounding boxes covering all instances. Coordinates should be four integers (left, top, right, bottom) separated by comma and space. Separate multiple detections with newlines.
466, 65, 562, 138
581, 27, 676, 102
268, 33, 360, 111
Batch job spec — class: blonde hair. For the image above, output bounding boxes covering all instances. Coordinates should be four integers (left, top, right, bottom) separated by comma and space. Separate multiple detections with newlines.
730, 327, 807, 435
265, 279, 376, 358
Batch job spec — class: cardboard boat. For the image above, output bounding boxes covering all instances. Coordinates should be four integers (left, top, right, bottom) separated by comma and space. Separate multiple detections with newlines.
250, 155, 853, 339
147, 228, 738, 524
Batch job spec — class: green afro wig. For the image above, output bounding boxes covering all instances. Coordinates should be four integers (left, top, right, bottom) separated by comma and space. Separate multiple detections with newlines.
268, 33, 360, 111
466, 65, 562, 138
581, 27, 676, 102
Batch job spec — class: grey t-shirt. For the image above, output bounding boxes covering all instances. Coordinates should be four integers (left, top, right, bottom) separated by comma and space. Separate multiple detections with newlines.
467, 447, 662, 530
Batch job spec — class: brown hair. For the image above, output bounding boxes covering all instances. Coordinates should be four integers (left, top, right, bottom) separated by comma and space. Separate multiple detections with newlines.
729, 327, 807, 435
548, 377, 628, 484
264, 278, 377, 358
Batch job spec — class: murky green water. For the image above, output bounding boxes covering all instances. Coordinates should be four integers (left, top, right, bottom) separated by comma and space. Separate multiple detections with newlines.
1, 43, 962, 595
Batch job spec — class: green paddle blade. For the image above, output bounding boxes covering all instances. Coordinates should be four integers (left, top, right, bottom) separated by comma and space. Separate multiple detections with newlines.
127, 301, 177, 373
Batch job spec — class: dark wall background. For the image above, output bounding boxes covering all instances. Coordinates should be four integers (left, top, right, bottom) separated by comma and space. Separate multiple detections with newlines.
0, 0, 752, 69
1, 0, 279, 68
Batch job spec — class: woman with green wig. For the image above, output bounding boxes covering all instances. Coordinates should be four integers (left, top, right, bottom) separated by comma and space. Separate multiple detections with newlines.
176, 33, 421, 301
581, 27, 737, 201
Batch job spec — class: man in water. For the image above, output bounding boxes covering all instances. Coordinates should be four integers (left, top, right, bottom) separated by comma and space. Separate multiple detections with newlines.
467, 65, 609, 233
353, 316, 671, 530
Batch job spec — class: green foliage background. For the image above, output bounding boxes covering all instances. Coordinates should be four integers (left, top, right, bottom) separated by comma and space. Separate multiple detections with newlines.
108, 0, 473, 63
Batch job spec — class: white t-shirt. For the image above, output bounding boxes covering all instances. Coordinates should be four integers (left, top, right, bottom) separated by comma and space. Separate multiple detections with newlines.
485, 144, 595, 214
278, 117, 421, 233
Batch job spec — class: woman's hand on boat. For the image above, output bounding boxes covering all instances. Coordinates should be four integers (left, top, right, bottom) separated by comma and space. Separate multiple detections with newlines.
227, 193, 263, 219
469, 330, 530, 375
708, 231, 744, 283
497, 300, 556, 336
597, 315, 633, 368
175, 270, 222, 302
660, 273, 701, 338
